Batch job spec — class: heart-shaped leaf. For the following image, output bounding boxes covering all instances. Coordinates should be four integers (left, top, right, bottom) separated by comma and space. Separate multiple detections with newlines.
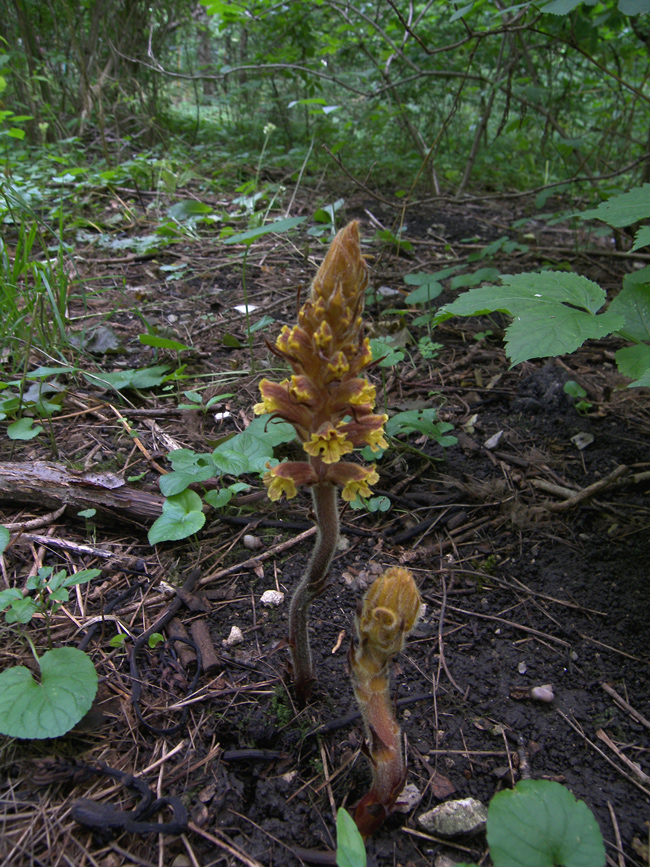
148, 489, 206, 544
0, 648, 98, 739
487, 779, 605, 867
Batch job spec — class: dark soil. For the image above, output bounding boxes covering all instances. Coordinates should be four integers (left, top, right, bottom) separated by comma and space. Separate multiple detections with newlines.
1, 188, 649, 867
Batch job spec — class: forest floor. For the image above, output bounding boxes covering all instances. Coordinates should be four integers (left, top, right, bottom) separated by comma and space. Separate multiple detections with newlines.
1, 183, 649, 867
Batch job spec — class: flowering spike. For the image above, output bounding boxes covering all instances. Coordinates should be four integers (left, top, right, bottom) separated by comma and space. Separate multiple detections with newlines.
253, 222, 387, 704
256, 221, 384, 500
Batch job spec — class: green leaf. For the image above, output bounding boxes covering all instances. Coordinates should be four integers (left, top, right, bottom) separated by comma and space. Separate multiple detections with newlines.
83, 365, 169, 391
222, 333, 242, 348
386, 409, 456, 446
167, 200, 213, 220
487, 779, 605, 867
618, 0, 650, 13
7, 418, 43, 440
248, 315, 275, 334
615, 343, 650, 384
435, 272, 625, 366
160, 452, 216, 496
139, 334, 192, 352
204, 488, 233, 509
609, 282, 650, 342
542, 0, 585, 13
0, 647, 98, 739
450, 267, 501, 291
405, 281, 443, 305
0, 525, 10, 555
222, 217, 306, 245
449, 2, 475, 21
148, 489, 206, 544
336, 808, 366, 867
0, 587, 22, 611
369, 338, 404, 367
214, 416, 296, 474
579, 184, 650, 228
631, 226, 650, 252
4, 597, 38, 624
62, 569, 102, 588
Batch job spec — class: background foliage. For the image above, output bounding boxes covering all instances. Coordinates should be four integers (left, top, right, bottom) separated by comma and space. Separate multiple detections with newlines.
2, 0, 650, 193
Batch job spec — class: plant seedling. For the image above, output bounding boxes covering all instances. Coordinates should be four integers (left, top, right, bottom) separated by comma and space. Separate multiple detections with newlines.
0, 564, 101, 740
563, 380, 592, 414
0, 643, 98, 739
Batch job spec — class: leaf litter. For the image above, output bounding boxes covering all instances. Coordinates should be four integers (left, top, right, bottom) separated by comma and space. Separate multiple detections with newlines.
0, 189, 648, 867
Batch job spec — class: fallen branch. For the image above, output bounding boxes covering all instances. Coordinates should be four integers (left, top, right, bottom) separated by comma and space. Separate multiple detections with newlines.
0, 461, 164, 523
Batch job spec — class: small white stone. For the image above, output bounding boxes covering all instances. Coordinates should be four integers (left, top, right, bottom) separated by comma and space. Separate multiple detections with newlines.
223, 626, 244, 646
393, 783, 422, 813
418, 797, 488, 838
484, 430, 504, 450
518, 661, 527, 674
260, 590, 285, 606
282, 770, 298, 784
530, 684, 555, 703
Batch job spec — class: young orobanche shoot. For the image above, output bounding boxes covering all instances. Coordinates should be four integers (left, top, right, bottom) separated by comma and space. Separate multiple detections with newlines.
349, 566, 422, 837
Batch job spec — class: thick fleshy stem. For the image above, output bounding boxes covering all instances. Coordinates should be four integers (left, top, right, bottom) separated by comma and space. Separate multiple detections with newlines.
349, 566, 422, 837
288, 478, 339, 705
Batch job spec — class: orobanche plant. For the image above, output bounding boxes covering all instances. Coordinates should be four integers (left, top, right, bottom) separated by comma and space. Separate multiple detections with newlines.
349, 566, 421, 837
254, 221, 388, 703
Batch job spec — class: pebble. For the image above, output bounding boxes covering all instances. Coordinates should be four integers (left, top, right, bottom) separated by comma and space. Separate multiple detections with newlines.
418, 797, 488, 837
260, 589, 285, 606
530, 684, 555, 702
393, 783, 422, 813
223, 626, 244, 646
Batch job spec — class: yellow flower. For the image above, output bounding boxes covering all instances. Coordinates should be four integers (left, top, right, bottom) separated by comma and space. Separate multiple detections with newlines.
289, 375, 317, 404
349, 381, 376, 406
364, 426, 389, 452
313, 320, 333, 350
303, 426, 354, 464
340, 467, 380, 502
254, 378, 288, 415
325, 352, 350, 381
264, 472, 298, 501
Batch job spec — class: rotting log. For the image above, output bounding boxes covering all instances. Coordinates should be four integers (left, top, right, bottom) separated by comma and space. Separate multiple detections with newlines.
0, 461, 164, 523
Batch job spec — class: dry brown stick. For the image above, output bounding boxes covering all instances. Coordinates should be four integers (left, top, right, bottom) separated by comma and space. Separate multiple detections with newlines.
557, 710, 650, 798
543, 464, 629, 512
441, 601, 572, 648
108, 405, 169, 475
601, 682, 650, 731
198, 526, 317, 586
596, 729, 650, 784
188, 821, 265, 867
3, 505, 66, 532
168, 618, 197, 668
607, 801, 625, 867
437, 572, 465, 695
11, 533, 117, 559
190, 619, 221, 674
